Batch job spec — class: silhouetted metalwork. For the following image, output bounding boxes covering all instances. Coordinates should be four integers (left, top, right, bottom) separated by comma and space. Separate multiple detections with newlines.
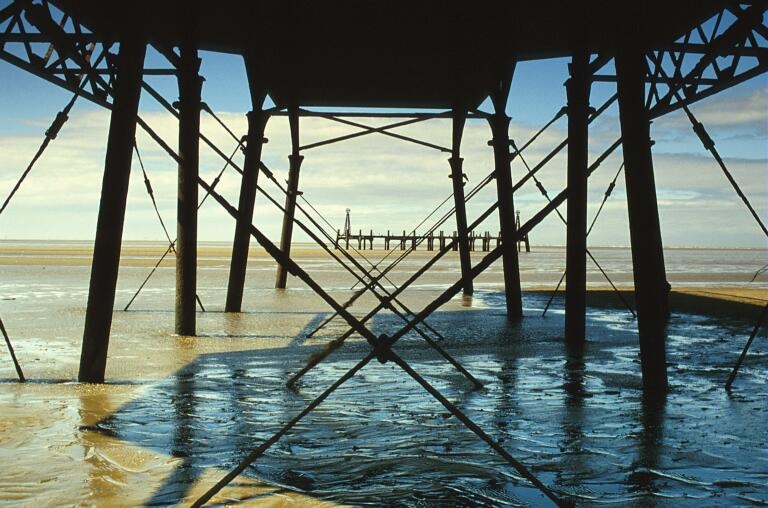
225, 61, 269, 311
725, 303, 768, 390
0, 314, 24, 382
617, 34, 670, 397
78, 35, 145, 383
565, 52, 591, 344
2, 0, 767, 505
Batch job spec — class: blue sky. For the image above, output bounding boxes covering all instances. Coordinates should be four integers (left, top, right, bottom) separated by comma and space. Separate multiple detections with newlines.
0, 19, 766, 248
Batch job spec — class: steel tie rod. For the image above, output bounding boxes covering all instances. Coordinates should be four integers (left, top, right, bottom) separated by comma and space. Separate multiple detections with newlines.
350, 170, 495, 291
351, 100, 580, 289
725, 302, 768, 390
293, 138, 624, 383
542, 163, 627, 317
0, 315, 24, 382
286, 197, 503, 387
134, 110, 480, 389
127, 142, 206, 312
308, 171, 495, 344
351, 93, 616, 294
123, 138, 243, 310
511, 140, 636, 317
253, 166, 483, 388
134, 103, 568, 507
0, 90, 79, 216
384, 140, 623, 346
203, 106, 456, 347
648, 53, 768, 239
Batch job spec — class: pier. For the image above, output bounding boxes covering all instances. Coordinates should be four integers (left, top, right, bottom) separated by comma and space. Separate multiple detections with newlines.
1, 1, 766, 506
334, 210, 531, 252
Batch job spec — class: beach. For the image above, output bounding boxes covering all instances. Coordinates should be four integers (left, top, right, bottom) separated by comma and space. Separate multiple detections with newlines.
0, 241, 766, 506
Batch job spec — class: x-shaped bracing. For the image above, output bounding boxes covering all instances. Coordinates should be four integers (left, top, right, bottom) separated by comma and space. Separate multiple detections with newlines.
137, 107, 583, 505
192, 173, 573, 507
134, 86, 629, 505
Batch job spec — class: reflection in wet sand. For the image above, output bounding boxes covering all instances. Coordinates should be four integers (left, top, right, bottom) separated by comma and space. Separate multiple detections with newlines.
558, 342, 588, 494
1, 244, 767, 506
628, 397, 666, 497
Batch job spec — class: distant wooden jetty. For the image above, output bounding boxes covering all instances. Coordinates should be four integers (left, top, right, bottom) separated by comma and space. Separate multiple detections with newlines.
335, 210, 531, 252
335, 229, 531, 253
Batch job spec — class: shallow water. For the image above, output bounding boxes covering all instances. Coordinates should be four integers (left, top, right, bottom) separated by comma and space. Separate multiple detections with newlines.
0, 243, 767, 506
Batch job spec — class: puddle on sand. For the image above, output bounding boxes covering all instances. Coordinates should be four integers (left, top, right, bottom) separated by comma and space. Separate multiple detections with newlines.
74, 292, 768, 507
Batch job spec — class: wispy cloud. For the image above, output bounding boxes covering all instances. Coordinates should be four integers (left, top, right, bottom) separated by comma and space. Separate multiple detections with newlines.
0, 83, 765, 249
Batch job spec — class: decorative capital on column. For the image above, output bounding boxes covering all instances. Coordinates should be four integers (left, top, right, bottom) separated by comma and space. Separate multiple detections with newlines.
288, 154, 304, 168
448, 156, 464, 172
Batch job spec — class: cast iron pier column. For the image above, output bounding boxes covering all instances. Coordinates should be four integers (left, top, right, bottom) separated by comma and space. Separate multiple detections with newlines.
616, 41, 669, 396
175, 43, 202, 336
225, 68, 268, 311
275, 107, 303, 289
565, 52, 591, 344
450, 110, 473, 295
489, 85, 523, 319
78, 38, 146, 383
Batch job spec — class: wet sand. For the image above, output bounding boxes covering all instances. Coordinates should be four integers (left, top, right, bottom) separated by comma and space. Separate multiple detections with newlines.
0, 243, 766, 506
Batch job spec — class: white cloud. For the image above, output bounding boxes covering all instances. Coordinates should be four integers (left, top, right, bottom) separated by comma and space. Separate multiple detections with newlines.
0, 82, 765, 249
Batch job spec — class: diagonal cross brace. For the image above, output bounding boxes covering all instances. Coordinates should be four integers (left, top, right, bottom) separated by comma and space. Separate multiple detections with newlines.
123, 139, 244, 311
191, 175, 569, 507
286, 188, 504, 386
343, 94, 615, 299
510, 140, 636, 317
251, 164, 483, 388
189, 135, 620, 507
133, 109, 479, 390
291, 137, 624, 381
131, 91, 621, 508
306, 110, 452, 152
195, 105, 480, 383
299, 115, 430, 151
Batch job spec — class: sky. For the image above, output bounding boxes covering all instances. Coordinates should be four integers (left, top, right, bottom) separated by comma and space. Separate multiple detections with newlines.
0, 16, 766, 249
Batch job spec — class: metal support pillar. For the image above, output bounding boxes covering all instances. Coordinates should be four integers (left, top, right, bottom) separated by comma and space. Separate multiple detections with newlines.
175, 43, 202, 336
565, 52, 591, 344
449, 110, 473, 295
617, 42, 669, 396
489, 83, 522, 319
78, 38, 146, 383
225, 61, 268, 311
275, 107, 303, 289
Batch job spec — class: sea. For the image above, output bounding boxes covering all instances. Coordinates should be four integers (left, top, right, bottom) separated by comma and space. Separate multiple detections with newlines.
0, 240, 766, 506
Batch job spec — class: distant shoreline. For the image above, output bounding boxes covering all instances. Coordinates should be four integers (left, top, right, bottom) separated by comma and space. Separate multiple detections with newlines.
1, 238, 766, 251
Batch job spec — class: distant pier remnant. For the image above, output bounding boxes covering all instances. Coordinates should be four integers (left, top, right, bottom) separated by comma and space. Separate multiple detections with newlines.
515, 211, 531, 253
334, 222, 531, 253
343, 208, 351, 249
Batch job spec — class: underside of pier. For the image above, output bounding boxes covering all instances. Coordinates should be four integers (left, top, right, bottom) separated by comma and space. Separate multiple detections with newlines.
1, 1, 767, 505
